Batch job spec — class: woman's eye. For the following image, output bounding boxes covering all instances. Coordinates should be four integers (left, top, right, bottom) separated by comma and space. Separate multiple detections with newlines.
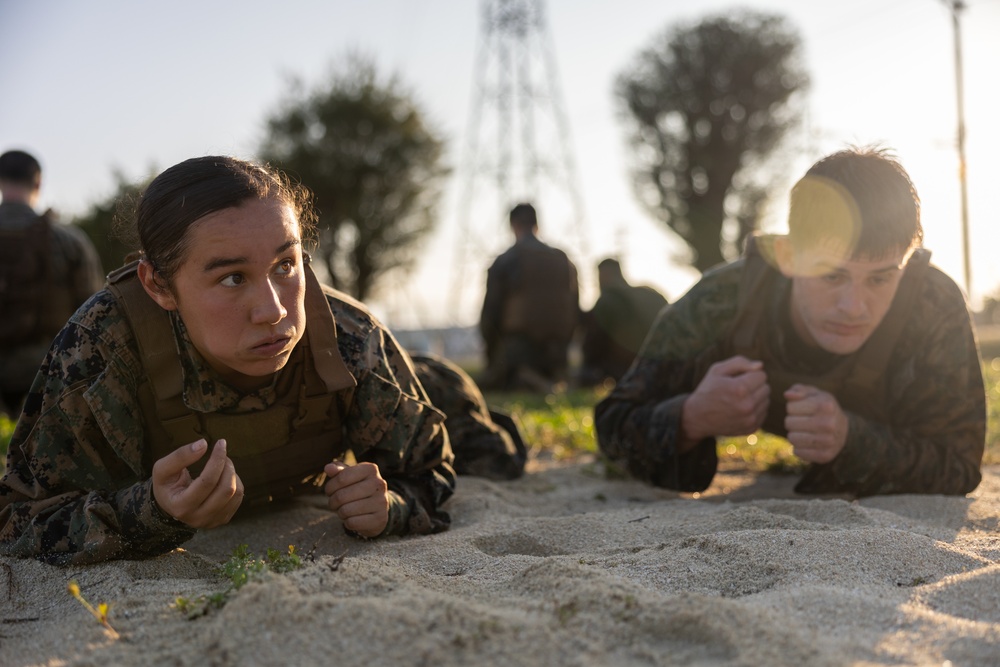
277, 259, 295, 275
220, 273, 245, 287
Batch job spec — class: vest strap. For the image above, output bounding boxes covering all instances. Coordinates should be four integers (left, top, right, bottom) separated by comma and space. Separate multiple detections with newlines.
304, 266, 357, 394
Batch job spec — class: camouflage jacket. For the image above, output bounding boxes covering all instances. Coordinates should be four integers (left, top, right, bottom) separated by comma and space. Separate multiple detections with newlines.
595, 255, 986, 497
0, 284, 456, 565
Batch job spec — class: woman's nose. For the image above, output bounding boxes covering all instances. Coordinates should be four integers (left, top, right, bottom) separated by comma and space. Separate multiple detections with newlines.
250, 279, 287, 325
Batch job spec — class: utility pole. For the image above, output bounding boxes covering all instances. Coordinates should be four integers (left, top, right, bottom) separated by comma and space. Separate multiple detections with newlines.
448, 0, 588, 323
943, 0, 972, 296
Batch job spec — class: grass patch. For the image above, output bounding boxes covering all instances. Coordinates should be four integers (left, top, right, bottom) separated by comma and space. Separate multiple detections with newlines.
0, 414, 14, 476
483, 386, 606, 461
983, 358, 1000, 465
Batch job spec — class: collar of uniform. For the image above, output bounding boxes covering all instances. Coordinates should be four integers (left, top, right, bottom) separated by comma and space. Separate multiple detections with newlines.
168, 310, 282, 412
0, 201, 40, 227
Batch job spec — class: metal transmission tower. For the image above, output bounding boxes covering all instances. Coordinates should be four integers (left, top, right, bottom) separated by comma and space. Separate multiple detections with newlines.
448, 0, 588, 323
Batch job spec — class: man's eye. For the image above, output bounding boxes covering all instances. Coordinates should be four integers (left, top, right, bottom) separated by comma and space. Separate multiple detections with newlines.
220, 273, 245, 287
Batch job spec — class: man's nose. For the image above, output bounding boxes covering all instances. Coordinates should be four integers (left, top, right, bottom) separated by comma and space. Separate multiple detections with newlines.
837, 284, 867, 318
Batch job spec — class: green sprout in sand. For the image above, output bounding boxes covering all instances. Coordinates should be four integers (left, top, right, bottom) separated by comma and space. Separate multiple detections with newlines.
67, 580, 120, 639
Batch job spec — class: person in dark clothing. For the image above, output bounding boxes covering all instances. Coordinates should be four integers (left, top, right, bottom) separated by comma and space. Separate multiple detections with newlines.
0, 149, 104, 415
578, 258, 668, 386
479, 203, 579, 391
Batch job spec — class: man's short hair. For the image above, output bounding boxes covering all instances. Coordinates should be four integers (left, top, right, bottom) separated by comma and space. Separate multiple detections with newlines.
788, 146, 921, 259
0, 150, 42, 188
509, 203, 538, 230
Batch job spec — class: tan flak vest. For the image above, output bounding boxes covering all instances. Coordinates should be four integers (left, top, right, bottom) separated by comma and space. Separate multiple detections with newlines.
107, 261, 357, 505
709, 236, 931, 492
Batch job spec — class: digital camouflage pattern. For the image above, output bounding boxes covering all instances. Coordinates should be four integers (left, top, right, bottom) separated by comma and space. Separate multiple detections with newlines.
411, 353, 527, 480
0, 283, 455, 565
595, 254, 986, 497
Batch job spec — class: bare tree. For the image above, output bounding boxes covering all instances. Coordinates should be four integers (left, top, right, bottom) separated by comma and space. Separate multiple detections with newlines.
260, 55, 448, 300
616, 10, 809, 272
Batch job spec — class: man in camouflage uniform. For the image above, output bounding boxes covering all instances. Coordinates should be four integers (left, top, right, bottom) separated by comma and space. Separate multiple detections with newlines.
0, 150, 104, 414
596, 148, 985, 497
0, 259, 455, 565
579, 258, 668, 386
479, 203, 579, 391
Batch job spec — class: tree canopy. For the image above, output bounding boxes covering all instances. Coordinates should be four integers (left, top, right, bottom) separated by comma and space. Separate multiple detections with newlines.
260, 56, 448, 301
616, 10, 809, 272
73, 171, 150, 274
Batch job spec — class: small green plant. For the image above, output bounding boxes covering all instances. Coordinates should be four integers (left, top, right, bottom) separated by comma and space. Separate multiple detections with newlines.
67, 580, 119, 638
173, 543, 303, 618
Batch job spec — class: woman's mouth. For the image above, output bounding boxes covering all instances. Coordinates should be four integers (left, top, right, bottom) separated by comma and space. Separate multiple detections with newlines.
252, 335, 292, 356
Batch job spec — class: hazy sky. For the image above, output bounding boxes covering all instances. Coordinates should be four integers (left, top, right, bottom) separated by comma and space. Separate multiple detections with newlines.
2, 0, 998, 328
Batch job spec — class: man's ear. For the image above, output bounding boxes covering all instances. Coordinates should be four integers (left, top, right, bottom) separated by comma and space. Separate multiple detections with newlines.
136, 260, 178, 311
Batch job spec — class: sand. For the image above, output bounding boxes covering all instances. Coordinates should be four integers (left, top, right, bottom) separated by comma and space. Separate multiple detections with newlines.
2, 459, 999, 667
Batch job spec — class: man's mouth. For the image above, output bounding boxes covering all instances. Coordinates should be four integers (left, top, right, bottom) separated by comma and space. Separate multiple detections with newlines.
826, 322, 867, 336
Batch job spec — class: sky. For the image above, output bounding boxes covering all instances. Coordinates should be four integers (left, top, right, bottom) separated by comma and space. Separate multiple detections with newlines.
2, 0, 999, 330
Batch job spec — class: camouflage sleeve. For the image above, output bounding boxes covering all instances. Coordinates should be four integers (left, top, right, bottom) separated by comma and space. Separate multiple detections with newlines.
0, 304, 196, 565
824, 270, 986, 496
594, 264, 743, 491
340, 324, 456, 536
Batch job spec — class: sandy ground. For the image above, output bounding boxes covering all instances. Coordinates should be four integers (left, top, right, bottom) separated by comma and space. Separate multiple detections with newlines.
3, 460, 999, 667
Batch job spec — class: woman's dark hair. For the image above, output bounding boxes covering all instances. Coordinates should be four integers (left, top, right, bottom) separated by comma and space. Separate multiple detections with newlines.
118, 156, 316, 283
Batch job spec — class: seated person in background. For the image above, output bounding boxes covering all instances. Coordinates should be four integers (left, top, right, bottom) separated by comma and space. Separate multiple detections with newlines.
578, 258, 668, 387
479, 203, 579, 391
0, 156, 455, 565
595, 146, 985, 497
0, 149, 105, 416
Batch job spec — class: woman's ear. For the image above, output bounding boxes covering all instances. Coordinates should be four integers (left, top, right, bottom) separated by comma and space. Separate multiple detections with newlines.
136, 260, 178, 311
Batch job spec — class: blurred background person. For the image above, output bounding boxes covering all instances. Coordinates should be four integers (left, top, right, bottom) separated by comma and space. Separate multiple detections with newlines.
578, 257, 668, 387
478, 203, 579, 391
0, 149, 104, 416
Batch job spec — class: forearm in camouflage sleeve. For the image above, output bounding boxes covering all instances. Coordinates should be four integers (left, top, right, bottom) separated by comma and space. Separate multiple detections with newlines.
345, 327, 456, 536
823, 285, 985, 496
595, 359, 718, 492
826, 411, 983, 496
1, 477, 196, 566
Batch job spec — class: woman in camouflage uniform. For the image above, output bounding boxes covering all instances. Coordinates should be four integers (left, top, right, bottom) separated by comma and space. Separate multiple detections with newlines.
0, 156, 456, 565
